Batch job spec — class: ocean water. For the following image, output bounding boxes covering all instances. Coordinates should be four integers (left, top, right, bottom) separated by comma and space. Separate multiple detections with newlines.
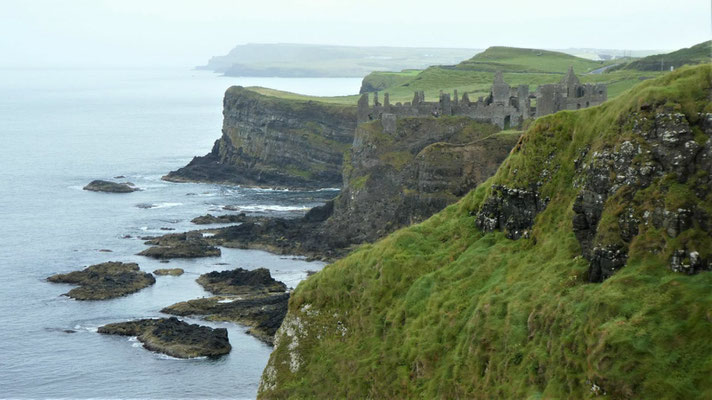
0, 69, 362, 399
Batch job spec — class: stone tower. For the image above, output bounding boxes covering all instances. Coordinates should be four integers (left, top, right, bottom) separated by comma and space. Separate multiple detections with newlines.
561, 66, 581, 98
491, 70, 510, 104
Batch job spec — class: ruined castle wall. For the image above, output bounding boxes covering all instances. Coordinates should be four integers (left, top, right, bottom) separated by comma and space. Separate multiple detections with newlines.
535, 85, 560, 117
359, 71, 606, 131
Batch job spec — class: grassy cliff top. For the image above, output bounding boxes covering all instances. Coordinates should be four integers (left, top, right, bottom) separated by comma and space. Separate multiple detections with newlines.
243, 86, 359, 105
260, 64, 712, 399
243, 44, 703, 107
454, 46, 613, 73
622, 40, 712, 71
359, 45, 672, 103
226, 85, 359, 107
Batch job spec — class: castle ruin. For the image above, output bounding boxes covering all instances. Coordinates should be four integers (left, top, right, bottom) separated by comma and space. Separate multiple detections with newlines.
357, 67, 607, 131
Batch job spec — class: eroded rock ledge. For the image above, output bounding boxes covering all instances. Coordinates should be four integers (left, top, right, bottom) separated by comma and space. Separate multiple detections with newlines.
98, 317, 231, 358
474, 111, 712, 282
475, 184, 549, 240
162, 293, 289, 345
47, 262, 155, 300
163, 267, 290, 344
138, 231, 221, 259
573, 112, 712, 281
197, 267, 287, 295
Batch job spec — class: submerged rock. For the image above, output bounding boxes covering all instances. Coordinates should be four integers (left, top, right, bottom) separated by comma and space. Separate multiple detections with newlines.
47, 262, 155, 300
83, 180, 139, 193
98, 317, 231, 358
152, 268, 184, 276
162, 293, 289, 345
197, 267, 287, 296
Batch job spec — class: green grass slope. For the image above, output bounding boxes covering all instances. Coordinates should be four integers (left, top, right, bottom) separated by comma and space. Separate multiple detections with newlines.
622, 41, 712, 71
455, 46, 608, 73
259, 65, 712, 399
360, 46, 664, 103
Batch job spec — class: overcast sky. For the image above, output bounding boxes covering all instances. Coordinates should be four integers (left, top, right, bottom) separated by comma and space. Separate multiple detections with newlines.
1, 0, 709, 67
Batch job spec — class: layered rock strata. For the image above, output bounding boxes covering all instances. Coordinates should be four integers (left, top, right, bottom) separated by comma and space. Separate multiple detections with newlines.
163, 87, 357, 189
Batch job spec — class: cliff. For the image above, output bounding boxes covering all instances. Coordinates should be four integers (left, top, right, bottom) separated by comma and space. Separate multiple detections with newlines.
259, 65, 712, 399
164, 87, 357, 189
324, 117, 519, 245
201, 116, 518, 261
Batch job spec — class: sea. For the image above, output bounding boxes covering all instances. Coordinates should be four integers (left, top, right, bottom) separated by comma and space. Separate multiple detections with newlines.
0, 68, 363, 399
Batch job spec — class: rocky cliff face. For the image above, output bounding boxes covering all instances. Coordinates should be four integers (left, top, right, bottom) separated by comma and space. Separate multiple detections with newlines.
181, 116, 519, 262
474, 111, 712, 282
259, 66, 712, 399
164, 87, 356, 189
324, 117, 519, 244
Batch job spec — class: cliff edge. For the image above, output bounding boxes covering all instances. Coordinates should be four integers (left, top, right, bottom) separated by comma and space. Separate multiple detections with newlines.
163, 87, 357, 189
199, 116, 518, 261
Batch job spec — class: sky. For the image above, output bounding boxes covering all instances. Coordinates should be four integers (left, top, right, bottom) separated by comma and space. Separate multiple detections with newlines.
0, 0, 709, 68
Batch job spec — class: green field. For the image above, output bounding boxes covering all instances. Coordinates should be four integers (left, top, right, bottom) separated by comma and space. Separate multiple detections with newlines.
619, 40, 712, 71
454, 46, 614, 73
245, 43, 709, 111
359, 46, 668, 103
246, 46, 674, 107
245, 87, 360, 105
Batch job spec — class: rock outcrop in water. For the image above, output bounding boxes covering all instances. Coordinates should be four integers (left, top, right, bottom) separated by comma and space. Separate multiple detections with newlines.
191, 213, 249, 224
162, 293, 289, 345
161, 267, 289, 344
163, 87, 357, 189
197, 267, 287, 295
98, 317, 231, 358
138, 232, 221, 259
153, 116, 520, 262
152, 268, 184, 276
83, 180, 139, 193
47, 262, 155, 300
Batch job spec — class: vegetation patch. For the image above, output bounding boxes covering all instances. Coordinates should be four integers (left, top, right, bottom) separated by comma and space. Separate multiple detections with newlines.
260, 65, 712, 399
